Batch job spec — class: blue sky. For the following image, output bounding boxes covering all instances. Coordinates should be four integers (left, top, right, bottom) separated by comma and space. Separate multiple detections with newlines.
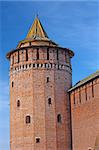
0, 1, 99, 149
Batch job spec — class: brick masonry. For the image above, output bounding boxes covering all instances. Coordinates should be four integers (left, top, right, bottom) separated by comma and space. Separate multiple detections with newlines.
9, 45, 73, 150
70, 77, 99, 150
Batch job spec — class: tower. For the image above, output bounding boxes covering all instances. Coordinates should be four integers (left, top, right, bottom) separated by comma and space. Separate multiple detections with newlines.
7, 16, 74, 150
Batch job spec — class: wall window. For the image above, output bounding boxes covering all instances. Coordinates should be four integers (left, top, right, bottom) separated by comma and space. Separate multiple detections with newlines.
17, 100, 20, 107
37, 64, 39, 67
36, 137, 40, 143
57, 49, 59, 60
57, 114, 62, 123
47, 77, 50, 83
18, 50, 19, 63
85, 85, 87, 101
12, 56, 14, 64
37, 48, 39, 60
29, 42, 31, 46
92, 81, 94, 97
79, 89, 81, 103
12, 81, 14, 88
73, 92, 75, 105
26, 49, 28, 61
48, 98, 52, 105
26, 115, 31, 124
47, 48, 49, 60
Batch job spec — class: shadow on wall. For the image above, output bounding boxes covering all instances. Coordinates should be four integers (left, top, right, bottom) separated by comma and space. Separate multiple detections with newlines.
94, 134, 99, 150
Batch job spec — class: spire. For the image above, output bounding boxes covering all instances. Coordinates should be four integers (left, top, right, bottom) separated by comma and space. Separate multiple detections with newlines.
26, 16, 49, 39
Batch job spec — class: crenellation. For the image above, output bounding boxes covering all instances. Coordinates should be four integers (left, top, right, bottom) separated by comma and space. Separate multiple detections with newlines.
71, 77, 99, 109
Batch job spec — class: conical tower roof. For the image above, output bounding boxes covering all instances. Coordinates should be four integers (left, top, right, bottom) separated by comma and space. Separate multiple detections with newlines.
26, 16, 48, 40
17, 16, 57, 48
6, 16, 74, 59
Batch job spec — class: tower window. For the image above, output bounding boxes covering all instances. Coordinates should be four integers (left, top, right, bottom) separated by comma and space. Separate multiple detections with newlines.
26, 115, 31, 124
18, 50, 19, 63
29, 42, 31, 46
17, 100, 20, 107
48, 98, 52, 105
57, 49, 59, 60
12, 81, 14, 87
26, 49, 28, 61
36, 137, 40, 143
12, 56, 14, 64
37, 48, 39, 60
47, 48, 49, 60
47, 77, 50, 83
57, 114, 62, 123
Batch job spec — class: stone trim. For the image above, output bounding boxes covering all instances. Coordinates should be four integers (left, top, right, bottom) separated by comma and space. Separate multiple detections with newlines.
10, 63, 72, 75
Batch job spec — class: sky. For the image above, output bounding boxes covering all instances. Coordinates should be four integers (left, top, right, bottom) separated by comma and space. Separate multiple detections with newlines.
0, 1, 99, 150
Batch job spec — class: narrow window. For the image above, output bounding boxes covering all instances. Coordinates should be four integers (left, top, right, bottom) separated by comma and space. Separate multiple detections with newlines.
36, 138, 40, 143
47, 77, 49, 83
48, 98, 51, 105
85, 85, 87, 101
12, 56, 14, 64
37, 64, 39, 67
73, 92, 75, 105
92, 80, 94, 97
18, 50, 19, 63
37, 48, 39, 60
57, 114, 62, 123
79, 88, 81, 103
57, 49, 59, 60
26, 115, 31, 124
12, 81, 14, 88
29, 42, 31, 46
26, 49, 28, 61
47, 48, 49, 60
17, 100, 20, 107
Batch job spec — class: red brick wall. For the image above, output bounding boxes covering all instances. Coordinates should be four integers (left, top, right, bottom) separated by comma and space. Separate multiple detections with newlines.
70, 77, 99, 150
9, 44, 72, 150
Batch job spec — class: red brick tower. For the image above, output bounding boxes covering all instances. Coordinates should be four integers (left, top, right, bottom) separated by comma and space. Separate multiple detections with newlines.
7, 16, 74, 150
